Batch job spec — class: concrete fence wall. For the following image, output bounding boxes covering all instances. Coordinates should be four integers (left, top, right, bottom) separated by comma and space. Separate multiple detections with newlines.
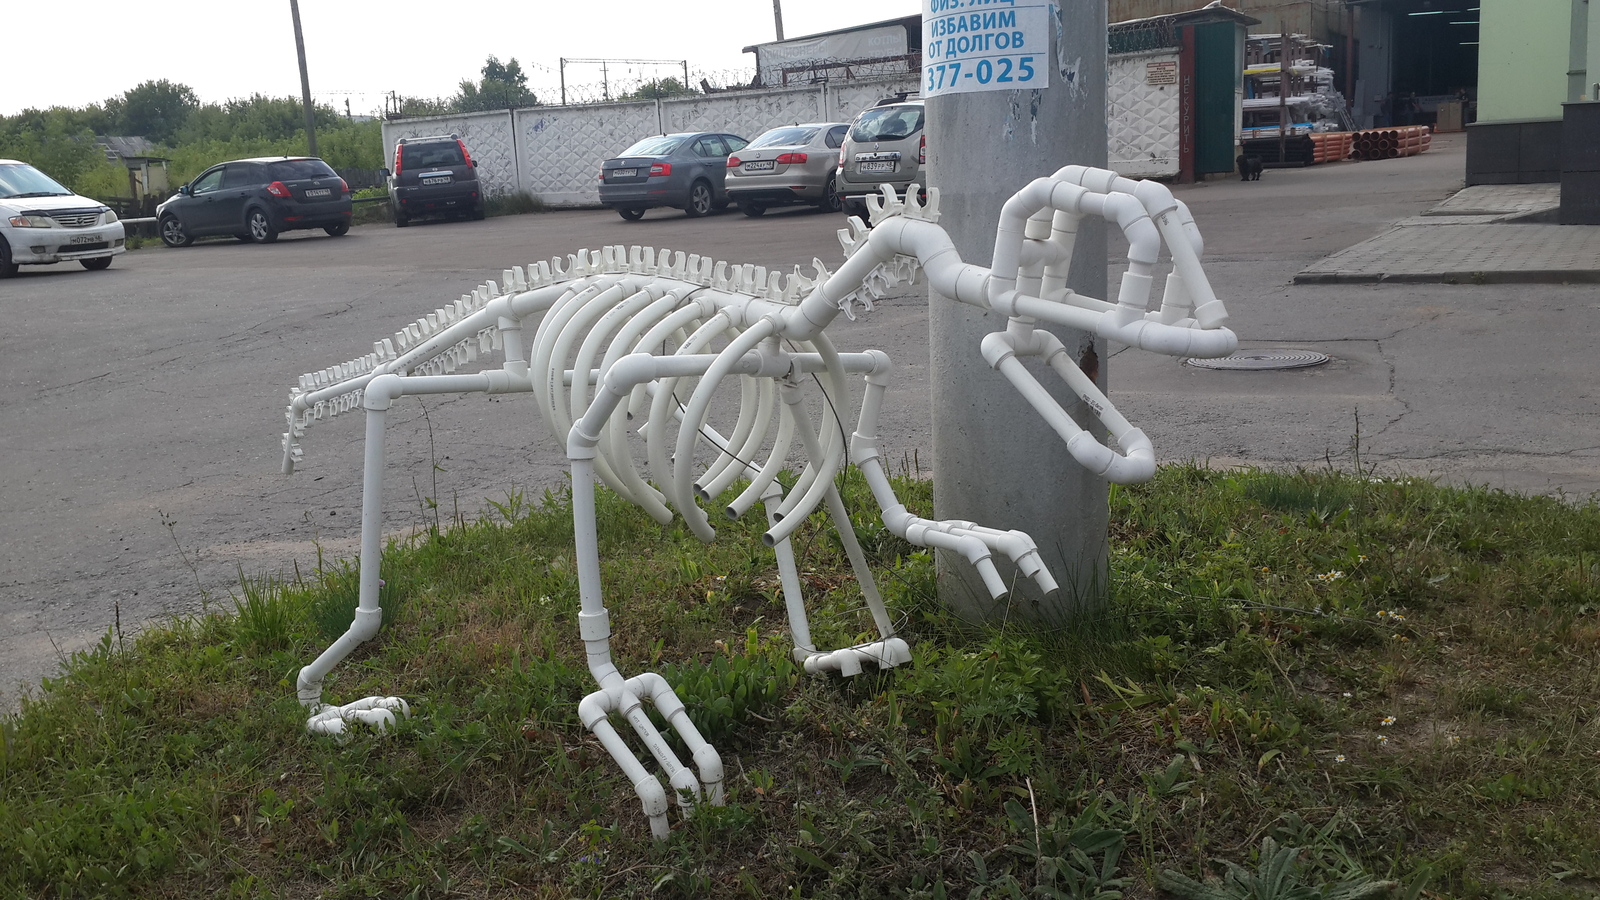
382, 76, 919, 208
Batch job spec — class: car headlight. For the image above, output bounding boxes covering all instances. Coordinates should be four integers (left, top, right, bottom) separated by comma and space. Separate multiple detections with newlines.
101, 209, 119, 224
7, 215, 53, 228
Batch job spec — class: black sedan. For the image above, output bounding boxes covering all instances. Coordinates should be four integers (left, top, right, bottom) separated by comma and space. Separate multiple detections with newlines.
598, 132, 747, 221
157, 157, 352, 246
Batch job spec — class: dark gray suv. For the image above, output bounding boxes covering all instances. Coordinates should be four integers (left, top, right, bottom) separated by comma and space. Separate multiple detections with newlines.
388, 134, 485, 227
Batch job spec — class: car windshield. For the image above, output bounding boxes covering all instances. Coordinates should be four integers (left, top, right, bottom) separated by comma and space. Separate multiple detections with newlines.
618, 135, 684, 157
400, 142, 465, 168
0, 163, 73, 199
268, 159, 338, 181
749, 127, 820, 149
851, 106, 924, 143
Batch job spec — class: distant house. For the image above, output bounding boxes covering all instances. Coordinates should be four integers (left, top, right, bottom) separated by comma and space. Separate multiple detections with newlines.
95, 136, 170, 201
743, 15, 922, 87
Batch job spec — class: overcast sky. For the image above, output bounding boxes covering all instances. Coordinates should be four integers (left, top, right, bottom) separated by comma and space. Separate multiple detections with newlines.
2, 0, 919, 118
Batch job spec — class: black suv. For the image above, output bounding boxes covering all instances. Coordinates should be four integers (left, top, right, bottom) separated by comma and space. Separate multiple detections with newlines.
156, 157, 352, 246
388, 134, 485, 227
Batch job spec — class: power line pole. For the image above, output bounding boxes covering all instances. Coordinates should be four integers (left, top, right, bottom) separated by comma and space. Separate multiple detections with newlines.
773, 0, 785, 41
290, 0, 318, 157
924, 0, 1109, 624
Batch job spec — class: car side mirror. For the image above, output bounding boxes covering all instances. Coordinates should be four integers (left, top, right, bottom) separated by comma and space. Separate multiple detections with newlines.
470, 160, 477, 168
178, 184, 191, 196
380, 168, 391, 179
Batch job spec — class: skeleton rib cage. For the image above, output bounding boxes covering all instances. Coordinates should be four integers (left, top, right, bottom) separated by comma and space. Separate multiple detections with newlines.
280, 166, 1238, 839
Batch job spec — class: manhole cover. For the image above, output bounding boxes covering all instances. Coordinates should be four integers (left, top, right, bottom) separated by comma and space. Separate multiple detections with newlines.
1185, 348, 1330, 371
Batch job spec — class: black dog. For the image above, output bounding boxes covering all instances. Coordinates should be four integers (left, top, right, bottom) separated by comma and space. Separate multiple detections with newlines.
1237, 154, 1263, 181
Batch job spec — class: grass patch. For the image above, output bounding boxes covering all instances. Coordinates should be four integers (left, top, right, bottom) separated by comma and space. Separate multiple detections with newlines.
485, 190, 545, 217
3, 466, 1599, 898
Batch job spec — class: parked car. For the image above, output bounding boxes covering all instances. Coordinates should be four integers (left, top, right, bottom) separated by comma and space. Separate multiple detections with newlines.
156, 157, 352, 247
725, 123, 849, 217
0, 159, 124, 277
599, 132, 748, 221
388, 134, 485, 227
836, 97, 925, 219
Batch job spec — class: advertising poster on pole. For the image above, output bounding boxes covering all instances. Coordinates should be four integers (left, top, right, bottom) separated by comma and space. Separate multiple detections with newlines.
921, 0, 1052, 96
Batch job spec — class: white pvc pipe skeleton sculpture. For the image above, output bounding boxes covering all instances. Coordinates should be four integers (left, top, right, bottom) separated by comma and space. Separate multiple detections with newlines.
279, 165, 1237, 838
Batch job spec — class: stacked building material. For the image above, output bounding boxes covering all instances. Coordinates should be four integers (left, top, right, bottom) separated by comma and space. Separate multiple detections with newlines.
1309, 132, 1354, 163
1350, 126, 1432, 160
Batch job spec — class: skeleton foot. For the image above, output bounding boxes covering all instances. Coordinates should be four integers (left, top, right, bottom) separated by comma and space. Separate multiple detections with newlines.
578, 672, 726, 840
305, 696, 412, 737
800, 638, 912, 676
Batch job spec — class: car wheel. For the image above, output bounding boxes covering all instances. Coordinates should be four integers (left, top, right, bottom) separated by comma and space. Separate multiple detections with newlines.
247, 208, 278, 244
818, 176, 843, 213
741, 203, 766, 218
617, 207, 646, 222
684, 181, 713, 218
0, 239, 17, 278
471, 207, 486, 221
394, 212, 409, 228
80, 256, 113, 271
159, 215, 192, 248
324, 222, 350, 237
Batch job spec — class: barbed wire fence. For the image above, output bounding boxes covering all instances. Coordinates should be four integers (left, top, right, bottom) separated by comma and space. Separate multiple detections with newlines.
1107, 17, 1180, 55
383, 54, 921, 119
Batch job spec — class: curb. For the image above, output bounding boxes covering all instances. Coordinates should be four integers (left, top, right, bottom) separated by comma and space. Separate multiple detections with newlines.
1293, 269, 1600, 285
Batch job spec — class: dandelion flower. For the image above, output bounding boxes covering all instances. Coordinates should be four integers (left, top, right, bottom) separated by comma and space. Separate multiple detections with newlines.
1381, 715, 1396, 727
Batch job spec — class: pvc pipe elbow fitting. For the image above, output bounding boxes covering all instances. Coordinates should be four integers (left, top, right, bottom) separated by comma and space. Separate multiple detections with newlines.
1129, 177, 1179, 217
577, 693, 611, 730
349, 606, 383, 643
362, 373, 403, 410
980, 331, 1017, 369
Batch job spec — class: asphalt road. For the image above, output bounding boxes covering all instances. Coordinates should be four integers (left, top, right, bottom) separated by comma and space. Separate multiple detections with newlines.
2, 132, 1594, 706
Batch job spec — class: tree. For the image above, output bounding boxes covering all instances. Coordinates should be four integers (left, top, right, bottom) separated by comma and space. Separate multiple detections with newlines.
452, 56, 538, 112
619, 77, 698, 101
106, 80, 199, 143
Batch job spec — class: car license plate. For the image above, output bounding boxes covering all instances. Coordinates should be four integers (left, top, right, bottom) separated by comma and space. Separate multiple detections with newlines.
420, 176, 450, 186
743, 160, 776, 171
305, 188, 332, 197
859, 160, 896, 173
68, 234, 100, 245
611, 168, 638, 179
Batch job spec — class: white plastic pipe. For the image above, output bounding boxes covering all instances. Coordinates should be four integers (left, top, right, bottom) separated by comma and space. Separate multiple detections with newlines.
980, 329, 1155, 484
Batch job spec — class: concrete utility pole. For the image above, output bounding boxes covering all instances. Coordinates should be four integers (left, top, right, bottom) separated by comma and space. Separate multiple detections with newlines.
290, 0, 318, 157
773, 0, 785, 41
924, 1, 1109, 624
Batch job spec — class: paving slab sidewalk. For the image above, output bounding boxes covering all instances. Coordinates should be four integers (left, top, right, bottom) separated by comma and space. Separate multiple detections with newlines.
1295, 183, 1600, 284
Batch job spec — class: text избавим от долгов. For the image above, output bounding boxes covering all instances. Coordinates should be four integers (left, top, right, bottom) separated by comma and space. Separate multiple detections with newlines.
921, 0, 1049, 96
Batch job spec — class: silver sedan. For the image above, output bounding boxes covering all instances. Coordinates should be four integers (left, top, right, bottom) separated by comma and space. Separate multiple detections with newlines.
724, 123, 849, 217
